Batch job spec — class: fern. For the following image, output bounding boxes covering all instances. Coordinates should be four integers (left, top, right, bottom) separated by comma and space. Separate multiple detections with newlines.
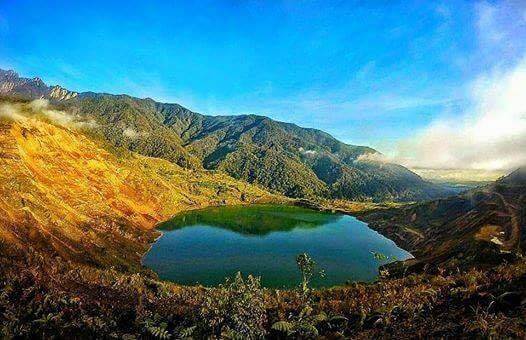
146, 322, 171, 339
296, 322, 319, 337
272, 321, 293, 333
179, 325, 196, 338
314, 312, 328, 323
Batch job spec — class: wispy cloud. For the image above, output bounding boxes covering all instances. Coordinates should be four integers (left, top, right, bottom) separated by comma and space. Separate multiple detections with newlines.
123, 127, 149, 139
393, 56, 526, 171
389, 1, 526, 171
0, 103, 26, 122
474, 1, 526, 63
0, 99, 98, 130
476, 2, 504, 44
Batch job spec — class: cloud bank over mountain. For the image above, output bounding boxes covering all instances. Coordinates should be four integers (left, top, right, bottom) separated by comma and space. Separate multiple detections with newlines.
391, 1, 526, 172
395, 56, 526, 171
0, 99, 98, 129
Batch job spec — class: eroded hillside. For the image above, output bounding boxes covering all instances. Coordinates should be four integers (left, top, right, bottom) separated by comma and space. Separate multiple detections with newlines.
0, 100, 278, 270
359, 169, 526, 272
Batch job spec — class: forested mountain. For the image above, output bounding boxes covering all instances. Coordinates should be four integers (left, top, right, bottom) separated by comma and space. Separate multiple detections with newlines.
0, 98, 276, 269
1, 71, 524, 339
1, 69, 451, 201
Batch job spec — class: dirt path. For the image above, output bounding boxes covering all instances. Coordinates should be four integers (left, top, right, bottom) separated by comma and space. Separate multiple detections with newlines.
493, 191, 521, 251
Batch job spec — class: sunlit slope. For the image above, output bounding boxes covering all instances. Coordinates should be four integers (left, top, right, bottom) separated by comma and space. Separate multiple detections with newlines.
1, 69, 452, 202
0, 106, 276, 269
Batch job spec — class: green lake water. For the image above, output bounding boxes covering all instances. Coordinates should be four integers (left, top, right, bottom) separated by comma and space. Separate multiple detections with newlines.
143, 204, 412, 288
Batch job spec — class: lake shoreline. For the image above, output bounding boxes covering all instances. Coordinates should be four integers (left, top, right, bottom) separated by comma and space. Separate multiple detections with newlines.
142, 203, 412, 288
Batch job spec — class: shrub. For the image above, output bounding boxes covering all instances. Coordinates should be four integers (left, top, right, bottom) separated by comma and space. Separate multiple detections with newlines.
198, 272, 267, 339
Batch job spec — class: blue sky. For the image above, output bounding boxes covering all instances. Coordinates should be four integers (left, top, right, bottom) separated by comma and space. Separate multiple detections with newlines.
1, 0, 525, 162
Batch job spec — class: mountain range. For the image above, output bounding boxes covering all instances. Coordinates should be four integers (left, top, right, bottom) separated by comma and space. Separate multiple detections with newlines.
1, 68, 525, 338
0, 68, 451, 202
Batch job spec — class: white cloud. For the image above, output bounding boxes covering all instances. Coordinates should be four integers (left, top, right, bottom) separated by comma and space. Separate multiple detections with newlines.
123, 127, 149, 139
343, 95, 454, 113
28, 98, 49, 111
0, 99, 98, 130
356, 152, 389, 164
393, 57, 526, 171
123, 128, 138, 138
298, 147, 317, 156
388, 1, 526, 172
30, 99, 79, 127
0, 103, 26, 121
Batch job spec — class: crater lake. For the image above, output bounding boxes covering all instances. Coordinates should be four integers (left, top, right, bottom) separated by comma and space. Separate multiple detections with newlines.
143, 204, 412, 288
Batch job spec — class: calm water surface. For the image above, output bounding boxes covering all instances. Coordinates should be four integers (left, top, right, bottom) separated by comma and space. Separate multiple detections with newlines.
143, 204, 411, 288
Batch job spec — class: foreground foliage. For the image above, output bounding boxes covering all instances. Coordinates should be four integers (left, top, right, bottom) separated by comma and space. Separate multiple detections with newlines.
1, 248, 525, 339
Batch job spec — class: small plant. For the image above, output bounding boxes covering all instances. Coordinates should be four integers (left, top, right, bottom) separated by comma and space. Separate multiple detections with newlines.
371, 251, 389, 262
198, 272, 267, 339
296, 252, 325, 294
271, 307, 348, 338
145, 322, 170, 339
179, 325, 196, 339
271, 253, 334, 338
271, 306, 322, 338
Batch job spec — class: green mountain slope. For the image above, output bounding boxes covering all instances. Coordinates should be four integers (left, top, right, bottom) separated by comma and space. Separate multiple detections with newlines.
1, 69, 451, 201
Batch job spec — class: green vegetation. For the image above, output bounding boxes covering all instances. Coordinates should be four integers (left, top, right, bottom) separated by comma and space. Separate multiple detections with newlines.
2, 71, 526, 338
1, 69, 452, 202
199, 273, 267, 338
295, 252, 325, 294
2, 248, 525, 338
271, 253, 333, 338
371, 251, 389, 262
158, 204, 339, 235
71, 93, 452, 202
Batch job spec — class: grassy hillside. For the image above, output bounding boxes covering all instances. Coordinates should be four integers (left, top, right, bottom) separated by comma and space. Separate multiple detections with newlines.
358, 168, 526, 273
0, 99, 279, 270
1, 68, 451, 202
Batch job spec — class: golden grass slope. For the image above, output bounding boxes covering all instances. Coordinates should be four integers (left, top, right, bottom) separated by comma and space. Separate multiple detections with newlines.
0, 101, 279, 270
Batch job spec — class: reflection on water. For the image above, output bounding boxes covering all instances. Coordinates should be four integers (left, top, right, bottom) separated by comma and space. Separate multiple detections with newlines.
145, 204, 412, 288
158, 204, 341, 235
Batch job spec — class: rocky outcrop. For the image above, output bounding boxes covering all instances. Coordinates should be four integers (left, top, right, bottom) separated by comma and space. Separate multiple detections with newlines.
49, 85, 78, 100
0, 69, 78, 101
